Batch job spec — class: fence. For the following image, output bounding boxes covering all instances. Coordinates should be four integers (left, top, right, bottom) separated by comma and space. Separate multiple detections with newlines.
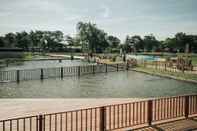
142, 61, 196, 74
0, 94, 196, 131
0, 63, 128, 83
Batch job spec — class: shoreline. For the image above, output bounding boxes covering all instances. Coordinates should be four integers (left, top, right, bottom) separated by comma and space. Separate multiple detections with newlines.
132, 67, 197, 84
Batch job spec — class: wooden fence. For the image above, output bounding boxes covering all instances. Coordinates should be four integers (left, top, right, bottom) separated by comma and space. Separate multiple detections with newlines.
0, 63, 127, 83
143, 61, 196, 74
0, 94, 196, 131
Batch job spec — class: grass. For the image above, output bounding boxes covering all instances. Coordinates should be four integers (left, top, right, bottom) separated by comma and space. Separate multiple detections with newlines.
23, 52, 33, 60
191, 56, 197, 65
133, 66, 197, 82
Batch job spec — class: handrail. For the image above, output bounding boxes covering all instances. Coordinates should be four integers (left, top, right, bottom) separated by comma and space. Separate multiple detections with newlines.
0, 63, 128, 83
0, 94, 196, 131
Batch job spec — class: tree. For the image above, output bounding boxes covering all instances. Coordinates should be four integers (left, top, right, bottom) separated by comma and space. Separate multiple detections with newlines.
123, 35, 144, 53
77, 21, 108, 53
4, 33, 17, 48
65, 35, 76, 46
29, 30, 43, 51
29, 30, 64, 52
107, 35, 120, 48
123, 35, 132, 53
190, 35, 197, 52
143, 34, 159, 52
130, 35, 144, 52
175, 32, 187, 52
0, 36, 5, 47
163, 38, 177, 52
16, 31, 32, 51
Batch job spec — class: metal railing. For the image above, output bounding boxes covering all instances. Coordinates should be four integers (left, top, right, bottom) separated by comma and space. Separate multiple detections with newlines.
0, 63, 128, 83
142, 61, 196, 74
0, 94, 196, 131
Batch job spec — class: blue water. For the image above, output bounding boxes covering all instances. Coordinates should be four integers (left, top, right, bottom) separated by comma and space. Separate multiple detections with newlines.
127, 55, 159, 61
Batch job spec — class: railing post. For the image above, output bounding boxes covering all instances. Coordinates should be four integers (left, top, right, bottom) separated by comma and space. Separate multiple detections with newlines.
126, 62, 129, 70
117, 64, 119, 72
38, 115, 43, 131
93, 65, 95, 74
40, 69, 44, 80
78, 66, 80, 76
16, 70, 20, 83
155, 61, 158, 69
185, 96, 189, 118
165, 62, 167, 71
147, 100, 153, 126
182, 65, 185, 73
60, 67, 63, 79
105, 64, 108, 73
144, 61, 146, 68
100, 107, 106, 131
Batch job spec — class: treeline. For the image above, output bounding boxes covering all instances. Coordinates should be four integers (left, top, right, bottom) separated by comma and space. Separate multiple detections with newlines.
124, 33, 197, 53
0, 22, 197, 53
0, 30, 65, 52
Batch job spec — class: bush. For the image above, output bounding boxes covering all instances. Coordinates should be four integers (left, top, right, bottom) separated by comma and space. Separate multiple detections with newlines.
112, 56, 116, 62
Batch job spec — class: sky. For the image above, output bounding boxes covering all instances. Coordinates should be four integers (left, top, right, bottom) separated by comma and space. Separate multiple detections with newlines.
0, 0, 197, 42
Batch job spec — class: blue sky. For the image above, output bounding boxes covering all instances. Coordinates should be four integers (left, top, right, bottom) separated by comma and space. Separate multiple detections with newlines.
0, 0, 197, 41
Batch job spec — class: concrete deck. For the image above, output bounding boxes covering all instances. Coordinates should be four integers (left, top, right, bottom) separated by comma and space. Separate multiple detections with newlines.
0, 99, 196, 131
0, 98, 143, 120
133, 118, 197, 131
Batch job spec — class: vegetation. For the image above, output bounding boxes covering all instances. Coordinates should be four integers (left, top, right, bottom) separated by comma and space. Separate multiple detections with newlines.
0, 30, 65, 52
134, 66, 197, 82
0, 22, 197, 54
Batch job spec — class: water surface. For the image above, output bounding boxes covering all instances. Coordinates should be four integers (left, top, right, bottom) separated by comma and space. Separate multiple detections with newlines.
0, 60, 92, 71
0, 71, 196, 98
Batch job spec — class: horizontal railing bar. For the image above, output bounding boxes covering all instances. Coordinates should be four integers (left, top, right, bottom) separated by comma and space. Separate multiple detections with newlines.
0, 64, 97, 72
0, 94, 196, 122
0, 115, 38, 122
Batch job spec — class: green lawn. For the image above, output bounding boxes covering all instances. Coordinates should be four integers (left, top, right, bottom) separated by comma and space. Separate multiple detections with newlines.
191, 56, 197, 65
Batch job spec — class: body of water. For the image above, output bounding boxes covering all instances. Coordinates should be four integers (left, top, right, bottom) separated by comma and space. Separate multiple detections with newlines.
0, 60, 92, 71
0, 71, 196, 98
127, 55, 159, 61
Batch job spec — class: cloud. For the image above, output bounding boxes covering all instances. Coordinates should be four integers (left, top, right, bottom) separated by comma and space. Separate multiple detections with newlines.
0, 0, 197, 41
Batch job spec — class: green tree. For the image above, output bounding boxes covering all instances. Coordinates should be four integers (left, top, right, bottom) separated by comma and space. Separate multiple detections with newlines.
175, 32, 187, 52
143, 34, 159, 52
163, 38, 177, 52
65, 35, 75, 46
0, 36, 5, 47
123, 35, 132, 53
4, 33, 17, 48
107, 35, 120, 48
77, 21, 108, 53
130, 35, 144, 52
16, 31, 32, 51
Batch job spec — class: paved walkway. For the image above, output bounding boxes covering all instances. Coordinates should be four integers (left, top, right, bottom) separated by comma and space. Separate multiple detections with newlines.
0, 98, 143, 120
132, 118, 197, 131
1, 99, 197, 131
